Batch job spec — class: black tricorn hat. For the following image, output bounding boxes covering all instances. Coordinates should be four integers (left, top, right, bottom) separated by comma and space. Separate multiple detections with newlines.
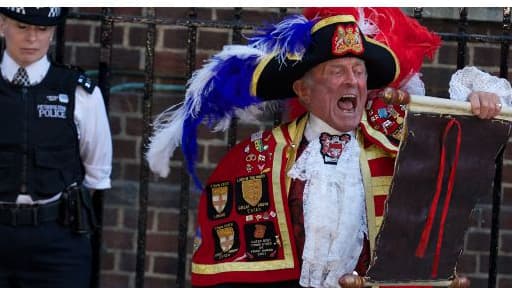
0, 7, 68, 26
250, 15, 400, 100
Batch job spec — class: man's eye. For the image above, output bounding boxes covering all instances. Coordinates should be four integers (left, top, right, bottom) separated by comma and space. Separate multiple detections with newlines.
38, 27, 48, 31
17, 24, 27, 29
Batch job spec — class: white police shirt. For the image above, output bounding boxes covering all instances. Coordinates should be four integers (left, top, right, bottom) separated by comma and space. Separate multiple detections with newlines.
0, 52, 112, 204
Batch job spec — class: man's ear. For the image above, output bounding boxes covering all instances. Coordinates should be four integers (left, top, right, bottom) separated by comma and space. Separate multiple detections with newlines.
293, 79, 311, 106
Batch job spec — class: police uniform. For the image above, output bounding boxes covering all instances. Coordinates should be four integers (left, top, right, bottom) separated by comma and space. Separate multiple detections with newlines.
0, 8, 112, 288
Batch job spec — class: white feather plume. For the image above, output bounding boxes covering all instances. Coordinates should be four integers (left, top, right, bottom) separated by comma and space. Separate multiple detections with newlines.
146, 103, 186, 178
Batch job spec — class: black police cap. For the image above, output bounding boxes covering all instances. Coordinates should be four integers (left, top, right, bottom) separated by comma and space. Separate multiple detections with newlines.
0, 7, 67, 26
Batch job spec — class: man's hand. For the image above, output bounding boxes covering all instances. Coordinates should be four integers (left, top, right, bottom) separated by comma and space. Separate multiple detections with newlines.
468, 91, 502, 119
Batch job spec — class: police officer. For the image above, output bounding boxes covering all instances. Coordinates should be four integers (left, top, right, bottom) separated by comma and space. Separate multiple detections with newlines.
0, 8, 112, 288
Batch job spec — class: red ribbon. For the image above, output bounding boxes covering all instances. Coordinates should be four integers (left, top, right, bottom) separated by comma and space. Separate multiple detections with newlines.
414, 118, 462, 278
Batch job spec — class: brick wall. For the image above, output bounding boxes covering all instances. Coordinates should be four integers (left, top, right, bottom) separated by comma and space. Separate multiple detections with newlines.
61, 7, 512, 288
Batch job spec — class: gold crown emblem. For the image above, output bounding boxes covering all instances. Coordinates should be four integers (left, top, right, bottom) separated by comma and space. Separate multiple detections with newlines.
332, 23, 363, 56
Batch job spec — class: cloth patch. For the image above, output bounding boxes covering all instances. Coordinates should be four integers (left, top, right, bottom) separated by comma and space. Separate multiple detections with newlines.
213, 222, 240, 261
332, 23, 364, 56
244, 221, 279, 260
235, 174, 269, 215
206, 181, 232, 220
37, 104, 67, 119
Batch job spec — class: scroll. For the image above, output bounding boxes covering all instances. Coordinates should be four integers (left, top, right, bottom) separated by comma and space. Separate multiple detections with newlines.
365, 95, 512, 286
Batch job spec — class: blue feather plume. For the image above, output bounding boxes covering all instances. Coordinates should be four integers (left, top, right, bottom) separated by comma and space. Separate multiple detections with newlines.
249, 15, 315, 64
181, 46, 264, 190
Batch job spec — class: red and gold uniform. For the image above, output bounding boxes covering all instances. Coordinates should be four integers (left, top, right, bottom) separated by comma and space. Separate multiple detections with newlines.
192, 98, 404, 286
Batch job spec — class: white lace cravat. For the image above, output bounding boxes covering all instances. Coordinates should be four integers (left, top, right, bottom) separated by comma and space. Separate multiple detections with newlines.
288, 130, 367, 288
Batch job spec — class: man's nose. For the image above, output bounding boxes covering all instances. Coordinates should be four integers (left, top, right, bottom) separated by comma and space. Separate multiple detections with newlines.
343, 70, 357, 85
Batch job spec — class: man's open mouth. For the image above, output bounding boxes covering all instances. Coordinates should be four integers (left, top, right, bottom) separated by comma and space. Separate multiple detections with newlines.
338, 95, 357, 112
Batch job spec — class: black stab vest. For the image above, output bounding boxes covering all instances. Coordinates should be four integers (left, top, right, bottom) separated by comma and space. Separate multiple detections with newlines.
0, 65, 84, 201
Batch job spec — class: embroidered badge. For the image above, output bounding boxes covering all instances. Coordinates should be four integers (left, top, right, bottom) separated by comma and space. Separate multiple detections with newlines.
366, 98, 406, 141
46, 95, 58, 102
58, 94, 69, 104
37, 104, 67, 119
206, 181, 232, 220
244, 222, 279, 260
213, 222, 240, 261
332, 24, 364, 56
319, 132, 351, 165
236, 174, 269, 215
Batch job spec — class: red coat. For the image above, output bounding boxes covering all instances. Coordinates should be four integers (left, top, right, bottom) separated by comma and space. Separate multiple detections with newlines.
191, 106, 404, 286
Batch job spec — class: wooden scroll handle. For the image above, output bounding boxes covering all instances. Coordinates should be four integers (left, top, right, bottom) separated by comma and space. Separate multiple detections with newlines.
449, 276, 470, 288
372, 87, 411, 105
338, 274, 470, 287
339, 274, 364, 288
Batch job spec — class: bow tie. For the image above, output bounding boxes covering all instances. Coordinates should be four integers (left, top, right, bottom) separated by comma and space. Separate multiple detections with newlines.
319, 132, 351, 165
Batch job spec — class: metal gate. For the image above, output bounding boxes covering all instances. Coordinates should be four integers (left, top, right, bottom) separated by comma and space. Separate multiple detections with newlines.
50, 7, 511, 288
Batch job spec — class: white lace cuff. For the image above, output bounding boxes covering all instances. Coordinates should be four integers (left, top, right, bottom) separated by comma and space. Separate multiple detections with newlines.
448, 66, 512, 105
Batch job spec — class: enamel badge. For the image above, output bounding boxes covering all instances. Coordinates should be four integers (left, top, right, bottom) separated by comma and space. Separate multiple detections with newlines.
319, 132, 351, 165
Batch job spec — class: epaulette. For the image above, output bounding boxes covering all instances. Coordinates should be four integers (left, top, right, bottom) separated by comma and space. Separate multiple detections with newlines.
77, 74, 96, 94
53, 62, 97, 94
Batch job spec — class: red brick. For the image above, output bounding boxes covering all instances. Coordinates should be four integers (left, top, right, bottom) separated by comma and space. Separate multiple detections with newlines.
154, 51, 187, 77
109, 93, 140, 113
153, 255, 178, 274
163, 28, 188, 49
75, 46, 100, 69
500, 209, 512, 229
94, 25, 124, 45
101, 251, 115, 270
437, 44, 469, 67
129, 26, 157, 48
466, 231, 490, 252
112, 48, 141, 70
112, 7, 143, 16
157, 211, 179, 232
119, 252, 150, 272
103, 230, 134, 250
146, 233, 178, 253
474, 46, 502, 67
77, 8, 102, 14
457, 253, 477, 274
123, 208, 154, 230
207, 145, 229, 165
501, 233, 512, 253
124, 162, 141, 182
110, 115, 122, 135
216, 8, 281, 23
65, 24, 91, 42
499, 278, 512, 288
126, 116, 143, 136
143, 277, 175, 288
503, 187, 512, 206
468, 276, 489, 288
151, 93, 185, 115
111, 161, 122, 180
113, 139, 137, 159
103, 207, 120, 227
100, 273, 131, 288
198, 29, 229, 50
155, 7, 211, 20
